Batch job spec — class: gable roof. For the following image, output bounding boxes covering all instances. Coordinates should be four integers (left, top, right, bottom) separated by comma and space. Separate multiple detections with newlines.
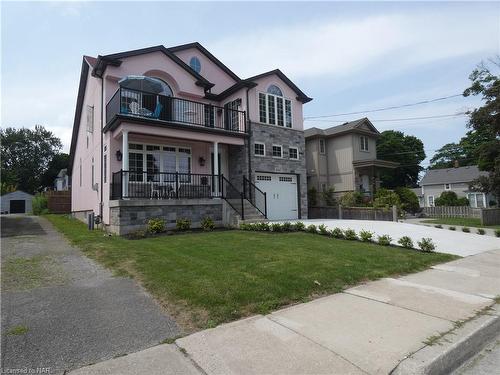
420, 165, 488, 185
245, 69, 313, 103
91, 45, 214, 90
167, 42, 241, 82
304, 118, 379, 138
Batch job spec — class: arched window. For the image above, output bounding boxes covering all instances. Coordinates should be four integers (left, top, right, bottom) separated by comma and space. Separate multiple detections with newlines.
154, 78, 173, 97
189, 57, 201, 73
267, 85, 283, 96
119, 76, 173, 96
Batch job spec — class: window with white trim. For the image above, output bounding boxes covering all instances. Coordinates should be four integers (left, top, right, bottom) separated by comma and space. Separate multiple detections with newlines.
254, 143, 265, 156
258, 85, 292, 128
319, 139, 326, 154
428, 195, 434, 207
444, 183, 451, 190
272, 145, 282, 158
360, 136, 369, 151
289, 147, 298, 160
279, 176, 293, 182
257, 175, 271, 181
86, 105, 94, 133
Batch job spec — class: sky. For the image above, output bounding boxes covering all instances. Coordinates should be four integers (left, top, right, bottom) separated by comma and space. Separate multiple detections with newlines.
2, 1, 499, 167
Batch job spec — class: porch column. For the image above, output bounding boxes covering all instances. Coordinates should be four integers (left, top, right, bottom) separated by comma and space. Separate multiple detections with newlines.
122, 130, 129, 198
213, 141, 219, 196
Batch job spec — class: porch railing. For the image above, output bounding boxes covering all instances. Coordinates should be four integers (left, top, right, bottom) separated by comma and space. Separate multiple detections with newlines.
106, 87, 247, 134
111, 171, 222, 200
243, 176, 267, 218
221, 175, 245, 220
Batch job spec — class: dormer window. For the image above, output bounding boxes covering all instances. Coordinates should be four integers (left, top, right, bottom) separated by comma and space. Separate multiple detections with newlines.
189, 56, 201, 73
360, 136, 369, 151
259, 85, 292, 128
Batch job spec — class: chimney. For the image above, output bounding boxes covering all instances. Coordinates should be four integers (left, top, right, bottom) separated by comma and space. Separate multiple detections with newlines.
454, 160, 459, 168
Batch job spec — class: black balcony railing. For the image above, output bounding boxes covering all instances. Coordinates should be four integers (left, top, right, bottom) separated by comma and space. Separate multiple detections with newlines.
106, 88, 247, 134
243, 176, 267, 218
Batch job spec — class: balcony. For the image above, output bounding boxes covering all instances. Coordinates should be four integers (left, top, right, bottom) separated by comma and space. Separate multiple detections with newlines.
106, 87, 247, 134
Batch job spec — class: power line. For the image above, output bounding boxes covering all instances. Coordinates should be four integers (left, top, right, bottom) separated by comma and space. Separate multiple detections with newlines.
305, 113, 468, 124
304, 93, 464, 119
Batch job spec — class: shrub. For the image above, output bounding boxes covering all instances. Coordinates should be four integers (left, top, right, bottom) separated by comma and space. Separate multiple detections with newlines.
239, 223, 253, 231
257, 222, 270, 231
306, 224, 317, 234
434, 225, 443, 229
32, 194, 48, 215
377, 234, 392, 246
418, 237, 436, 252
339, 191, 364, 207
331, 227, 344, 238
271, 223, 283, 232
308, 187, 318, 207
398, 236, 414, 249
293, 221, 305, 231
477, 228, 485, 235
395, 187, 420, 214
344, 228, 358, 240
373, 188, 401, 210
435, 191, 469, 207
201, 217, 215, 231
176, 218, 191, 231
359, 230, 373, 242
318, 224, 329, 235
495, 229, 500, 238
462, 227, 471, 233
321, 187, 336, 206
127, 230, 147, 240
282, 222, 293, 232
148, 218, 166, 234
448, 226, 456, 231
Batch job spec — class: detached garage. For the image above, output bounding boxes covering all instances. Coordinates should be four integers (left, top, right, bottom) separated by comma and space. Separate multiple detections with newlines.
1, 191, 34, 214
255, 173, 299, 220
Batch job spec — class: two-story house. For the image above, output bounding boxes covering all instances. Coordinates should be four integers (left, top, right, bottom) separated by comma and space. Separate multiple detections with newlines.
69, 43, 312, 234
304, 118, 398, 199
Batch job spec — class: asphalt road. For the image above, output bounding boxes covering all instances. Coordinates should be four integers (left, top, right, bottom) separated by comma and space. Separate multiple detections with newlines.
1, 215, 180, 374
454, 335, 500, 375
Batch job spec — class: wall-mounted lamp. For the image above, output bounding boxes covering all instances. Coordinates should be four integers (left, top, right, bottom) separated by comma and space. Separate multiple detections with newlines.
116, 150, 123, 162
199, 157, 206, 167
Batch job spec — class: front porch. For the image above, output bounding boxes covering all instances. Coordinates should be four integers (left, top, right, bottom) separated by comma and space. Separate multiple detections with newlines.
353, 159, 399, 199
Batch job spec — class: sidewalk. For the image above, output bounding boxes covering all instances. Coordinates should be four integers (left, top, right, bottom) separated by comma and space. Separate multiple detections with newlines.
70, 249, 500, 375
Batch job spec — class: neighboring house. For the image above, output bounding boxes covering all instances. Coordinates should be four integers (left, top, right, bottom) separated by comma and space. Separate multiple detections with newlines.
1, 191, 34, 214
419, 165, 492, 208
69, 42, 312, 234
304, 118, 398, 199
54, 168, 70, 191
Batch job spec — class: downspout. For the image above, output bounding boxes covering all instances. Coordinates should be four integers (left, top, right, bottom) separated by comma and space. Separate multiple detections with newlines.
99, 74, 104, 225
245, 87, 252, 183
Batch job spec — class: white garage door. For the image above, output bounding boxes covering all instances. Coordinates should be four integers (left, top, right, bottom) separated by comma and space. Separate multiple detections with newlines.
255, 173, 298, 220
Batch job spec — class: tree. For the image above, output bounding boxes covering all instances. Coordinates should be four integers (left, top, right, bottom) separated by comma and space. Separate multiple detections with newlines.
41, 153, 69, 189
463, 59, 500, 199
395, 187, 420, 214
1, 125, 62, 194
373, 188, 400, 209
434, 191, 469, 206
376, 130, 426, 188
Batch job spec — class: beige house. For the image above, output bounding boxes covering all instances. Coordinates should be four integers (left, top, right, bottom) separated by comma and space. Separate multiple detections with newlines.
304, 118, 398, 199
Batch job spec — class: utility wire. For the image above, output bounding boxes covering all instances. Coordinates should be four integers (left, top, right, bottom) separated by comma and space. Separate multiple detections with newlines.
304, 94, 464, 119
305, 113, 468, 123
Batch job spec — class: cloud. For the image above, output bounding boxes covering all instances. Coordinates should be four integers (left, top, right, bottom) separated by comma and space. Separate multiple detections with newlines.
210, 10, 498, 80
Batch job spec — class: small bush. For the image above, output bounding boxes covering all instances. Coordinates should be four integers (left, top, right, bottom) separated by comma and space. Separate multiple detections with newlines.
308, 187, 318, 207
32, 194, 49, 215
282, 222, 293, 232
127, 230, 147, 240
418, 237, 436, 252
462, 227, 471, 233
339, 191, 364, 207
148, 218, 166, 234
306, 224, 317, 234
359, 230, 373, 242
377, 234, 392, 246
176, 218, 191, 231
331, 227, 344, 239
318, 224, 329, 235
257, 222, 270, 231
398, 236, 413, 249
344, 228, 358, 241
448, 226, 456, 231
271, 223, 283, 232
495, 229, 500, 238
294, 222, 305, 231
373, 188, 401, 210
477, 228, 485, 235
434, 224, 443, 229
201, 217, 215, 231
321, 187, 336, 206
239, 223, 253, 231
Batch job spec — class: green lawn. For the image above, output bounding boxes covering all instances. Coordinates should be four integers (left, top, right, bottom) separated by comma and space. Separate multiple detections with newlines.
46, 214, 457, 331
421, 217, 500, 230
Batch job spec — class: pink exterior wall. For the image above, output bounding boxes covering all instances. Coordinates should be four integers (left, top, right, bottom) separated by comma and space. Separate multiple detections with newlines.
173, 48, 238, 95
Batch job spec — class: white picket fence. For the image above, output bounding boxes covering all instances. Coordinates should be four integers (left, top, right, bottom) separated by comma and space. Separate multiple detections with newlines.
422, 206, 481, 218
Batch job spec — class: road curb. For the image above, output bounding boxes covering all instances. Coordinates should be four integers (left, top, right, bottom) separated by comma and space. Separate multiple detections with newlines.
391, 305, 500, 375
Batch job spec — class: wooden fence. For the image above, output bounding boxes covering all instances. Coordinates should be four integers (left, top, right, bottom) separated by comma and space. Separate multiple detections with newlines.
44, 190, 71, 214
480, 208, 500, 226
309, 205, 396, 222
421, 206, 481, 219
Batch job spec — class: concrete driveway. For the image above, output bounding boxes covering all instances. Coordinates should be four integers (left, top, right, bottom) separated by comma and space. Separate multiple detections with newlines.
1, 216, 180, 374
289, 219, 500, 256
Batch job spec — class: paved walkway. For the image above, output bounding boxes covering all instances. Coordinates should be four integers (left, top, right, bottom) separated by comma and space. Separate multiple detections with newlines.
290, 219, 500, 256
70, 248, 500, 375
1, 216, 180, 374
